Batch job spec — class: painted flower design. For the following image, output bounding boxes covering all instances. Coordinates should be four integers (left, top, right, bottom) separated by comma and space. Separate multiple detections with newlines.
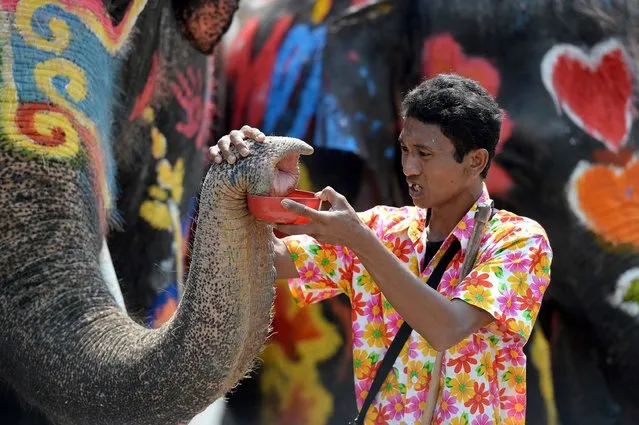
507, 272, 529, 296
448, 373, 476, 403
503, 251, 532, 273
439, 390, 461, 420
364, 297, 385, 322
314, 248, 338, 276
501, 344, 526, 367
298, 263, 322, 283
497, 290, 520, 317
352, 322, 364, 348
363, 321, 389, 348
464, 382, 490, 414
353, 348, 373, 380
288, 240, 310, 268
503, 394, 527, 419
465, 285, 495, 310
385, 237, 412, 262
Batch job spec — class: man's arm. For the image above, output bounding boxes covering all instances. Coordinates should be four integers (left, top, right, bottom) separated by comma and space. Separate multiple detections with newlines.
273, 235, 299, 280
353, 227, 494, 352
277, 186, 552, 351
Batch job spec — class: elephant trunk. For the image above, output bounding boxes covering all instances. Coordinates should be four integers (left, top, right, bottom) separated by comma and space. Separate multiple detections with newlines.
169, 169, 277, 397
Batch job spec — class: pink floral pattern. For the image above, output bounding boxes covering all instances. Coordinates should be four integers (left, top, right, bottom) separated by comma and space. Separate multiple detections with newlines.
283, 184, 552, 424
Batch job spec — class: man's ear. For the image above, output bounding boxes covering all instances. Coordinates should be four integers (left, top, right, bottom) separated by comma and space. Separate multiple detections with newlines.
172, 0, 240, 54
466, 148, 490, 177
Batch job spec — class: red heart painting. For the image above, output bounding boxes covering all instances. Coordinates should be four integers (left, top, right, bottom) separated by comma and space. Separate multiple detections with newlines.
541, 39, 635, 152
422, 34, 501, 97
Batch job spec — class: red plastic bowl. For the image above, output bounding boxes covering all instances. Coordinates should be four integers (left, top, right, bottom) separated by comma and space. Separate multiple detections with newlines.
247, 190, 321, 224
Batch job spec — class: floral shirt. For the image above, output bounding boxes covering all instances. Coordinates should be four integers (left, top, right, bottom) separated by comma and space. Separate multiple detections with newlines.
283, 185, 553, 425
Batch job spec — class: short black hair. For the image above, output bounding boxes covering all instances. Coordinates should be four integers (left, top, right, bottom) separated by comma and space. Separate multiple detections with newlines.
401, 74, 502, 178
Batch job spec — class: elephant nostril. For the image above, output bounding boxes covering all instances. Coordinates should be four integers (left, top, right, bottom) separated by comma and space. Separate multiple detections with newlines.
275, 153, 299, 174
270, 153, 301, 197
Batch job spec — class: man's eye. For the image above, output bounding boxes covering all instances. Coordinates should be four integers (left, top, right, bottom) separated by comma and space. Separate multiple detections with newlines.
419, 151, 430, 157
400, 146, 408, 152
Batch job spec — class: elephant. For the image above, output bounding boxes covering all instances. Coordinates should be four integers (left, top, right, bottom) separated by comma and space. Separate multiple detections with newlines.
216, 1, 639, 425
0, 0, 289, 424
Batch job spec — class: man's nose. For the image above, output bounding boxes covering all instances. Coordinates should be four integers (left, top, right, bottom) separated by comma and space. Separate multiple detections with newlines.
402, 158, 420, 176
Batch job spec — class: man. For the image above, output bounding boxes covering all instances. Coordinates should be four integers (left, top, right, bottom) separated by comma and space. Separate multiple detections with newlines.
211, 74, 552, 425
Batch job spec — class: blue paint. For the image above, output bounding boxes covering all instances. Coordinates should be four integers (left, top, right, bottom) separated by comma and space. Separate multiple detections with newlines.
384, 146, 396, 159
11, 3, 118, 205
313, 94, 360, 154
263, 24, 327, 138
181, 196, 198, 237
511, 0, 533, 29
314, 93, 385, 155
146, 283, 178, 328
357, 66, 377, 96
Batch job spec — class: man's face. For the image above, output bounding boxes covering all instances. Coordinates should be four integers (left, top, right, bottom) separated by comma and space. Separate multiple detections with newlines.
399, 117, 476, 209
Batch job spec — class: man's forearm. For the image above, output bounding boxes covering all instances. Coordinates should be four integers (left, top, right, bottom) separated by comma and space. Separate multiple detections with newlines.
273, 236, 299, 280
352, 227, 492, 351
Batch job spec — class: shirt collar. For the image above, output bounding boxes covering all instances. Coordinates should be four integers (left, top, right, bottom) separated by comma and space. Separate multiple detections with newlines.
420, 183, 493, 252
385, 183, 493, 251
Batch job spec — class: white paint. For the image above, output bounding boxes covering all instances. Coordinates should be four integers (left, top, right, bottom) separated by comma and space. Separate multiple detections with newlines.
188, 398, 227, 425
540, 38, 634, 152
99, 239, 127, 312
565, 160, 596, 231
608, 267, 639, 318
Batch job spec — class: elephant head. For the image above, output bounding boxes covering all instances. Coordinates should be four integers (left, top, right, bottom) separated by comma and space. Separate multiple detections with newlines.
0, 1, 309, 424
317, 1, 639, 423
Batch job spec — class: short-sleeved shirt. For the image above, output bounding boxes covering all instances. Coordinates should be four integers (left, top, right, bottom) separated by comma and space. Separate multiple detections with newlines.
283, 185, 552, 425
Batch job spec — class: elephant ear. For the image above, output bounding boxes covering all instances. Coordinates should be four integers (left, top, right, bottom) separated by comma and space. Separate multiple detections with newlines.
172, 0, 240, 54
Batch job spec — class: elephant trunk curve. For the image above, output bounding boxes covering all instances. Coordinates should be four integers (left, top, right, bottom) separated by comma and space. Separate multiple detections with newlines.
0, 138, 313, 425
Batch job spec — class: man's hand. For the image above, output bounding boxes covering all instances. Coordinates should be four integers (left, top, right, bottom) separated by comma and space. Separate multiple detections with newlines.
275, 186, 369, 248
209, 125, 266, 164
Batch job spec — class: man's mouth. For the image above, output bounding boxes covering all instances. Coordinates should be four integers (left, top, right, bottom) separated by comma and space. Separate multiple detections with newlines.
408, 182, 423, 197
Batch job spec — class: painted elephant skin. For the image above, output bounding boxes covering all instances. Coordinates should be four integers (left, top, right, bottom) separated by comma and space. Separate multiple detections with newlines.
218, 1, 639, 425
0, 0, 284, 424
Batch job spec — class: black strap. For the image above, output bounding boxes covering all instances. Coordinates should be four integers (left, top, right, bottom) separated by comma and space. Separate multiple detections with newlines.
350, 239, 462, 424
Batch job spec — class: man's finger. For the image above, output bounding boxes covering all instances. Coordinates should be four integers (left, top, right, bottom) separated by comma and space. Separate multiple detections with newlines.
230, 130, 251, 157
209, 146, 222, 164
281, 199, 324, 221
318, 186, 346, 206
241, 125, 266, 142
218, 135, 235, 164
229, 130, 245, 160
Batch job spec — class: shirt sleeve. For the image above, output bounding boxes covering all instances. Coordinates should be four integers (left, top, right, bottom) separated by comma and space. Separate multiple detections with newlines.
281, 206, 384, 308
451, 230, 553, 345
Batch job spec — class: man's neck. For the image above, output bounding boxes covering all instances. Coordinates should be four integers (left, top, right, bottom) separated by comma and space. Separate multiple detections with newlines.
426, 181, 483, 242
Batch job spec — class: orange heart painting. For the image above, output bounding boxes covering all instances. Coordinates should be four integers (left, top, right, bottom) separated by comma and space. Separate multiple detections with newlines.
568, 158, 639, 247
